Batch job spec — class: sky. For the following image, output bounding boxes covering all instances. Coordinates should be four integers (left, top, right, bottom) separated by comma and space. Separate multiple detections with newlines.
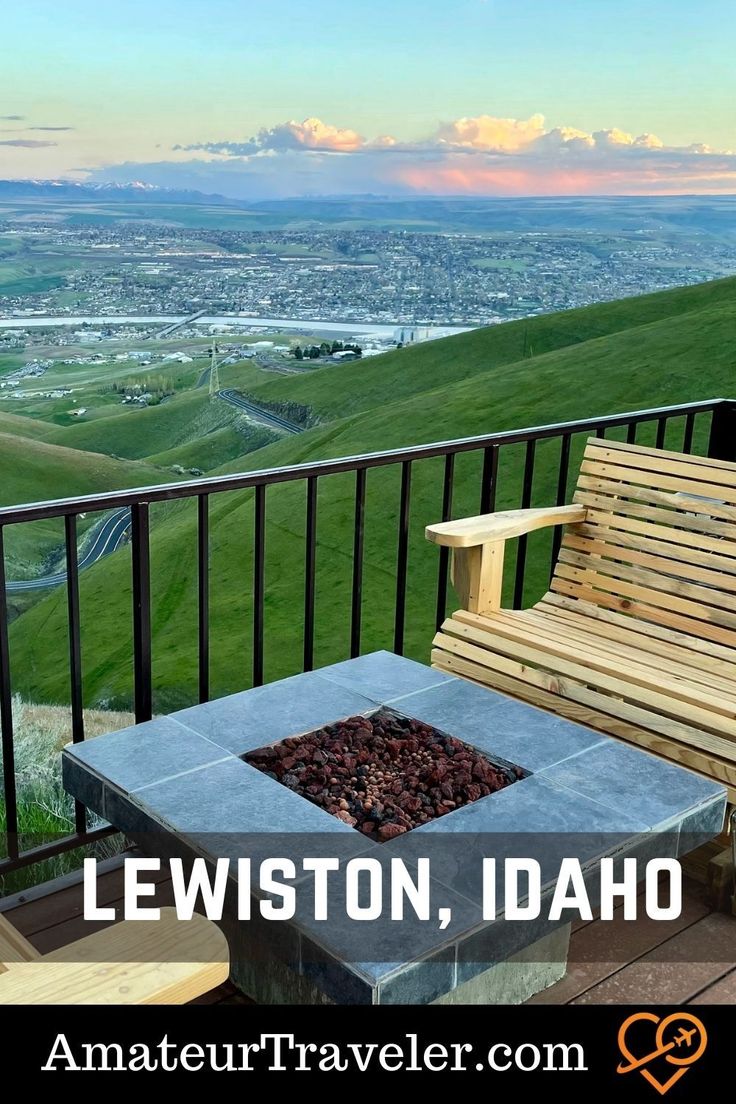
0, 0, 734, 199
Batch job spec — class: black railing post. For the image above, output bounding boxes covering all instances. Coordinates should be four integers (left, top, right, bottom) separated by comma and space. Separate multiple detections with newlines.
513, 440, 536, 609
303, 476, 318, 672
131, 503, 152, 723
393, 460, 412, 655
350, 468, 366, 658
707, 401, 736, 462
435, 453, 455, 631
197, 495, 210, 704
0, 527, 18, 859
550, 434, 571, 580
479, 445, 499, 514
252, 484, 266, 687
655, 417, 667, 450
65, 514, 86, 834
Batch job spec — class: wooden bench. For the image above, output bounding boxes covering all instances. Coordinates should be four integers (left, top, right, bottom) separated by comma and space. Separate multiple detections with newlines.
427, 436, 736, 805
0, 908, 229, 1004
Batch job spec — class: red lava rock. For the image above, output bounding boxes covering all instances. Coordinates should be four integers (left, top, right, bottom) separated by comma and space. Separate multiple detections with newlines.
244, 708, 519, 842
247, 747, 272, 762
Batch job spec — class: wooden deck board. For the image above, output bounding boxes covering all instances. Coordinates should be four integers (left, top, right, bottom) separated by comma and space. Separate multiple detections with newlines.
1, 865, 732, 1004
529, 880, 713, 1005
570, 912, 736, 1005
689, 967, 736, 1003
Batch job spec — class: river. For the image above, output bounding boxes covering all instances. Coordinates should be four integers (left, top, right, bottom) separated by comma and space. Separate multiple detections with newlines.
0, 314, 471, 339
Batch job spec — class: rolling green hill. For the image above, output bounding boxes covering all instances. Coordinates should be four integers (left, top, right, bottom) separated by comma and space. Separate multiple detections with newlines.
0, 410, 59, 441
44, 388, 237, 460
146, 421, 275, 471
44, 386, 277, 470
7, 275, 736, 710
219, 275, 736, 422
0, 434, 175, 579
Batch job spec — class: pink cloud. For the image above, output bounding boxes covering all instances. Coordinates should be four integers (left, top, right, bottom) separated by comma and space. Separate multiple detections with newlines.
103, 112, 736, 198
393, 161, 599, 196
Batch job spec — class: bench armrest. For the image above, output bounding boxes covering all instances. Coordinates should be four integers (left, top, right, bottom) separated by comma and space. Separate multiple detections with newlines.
0, 909, 229, 1004
0, 956, 229, 1005
426, 504, 586, 549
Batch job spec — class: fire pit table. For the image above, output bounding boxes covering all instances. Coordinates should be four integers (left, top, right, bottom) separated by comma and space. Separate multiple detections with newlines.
63, 651, 726, 1005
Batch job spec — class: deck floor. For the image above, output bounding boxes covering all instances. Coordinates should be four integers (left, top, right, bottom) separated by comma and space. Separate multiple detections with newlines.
1, 859, 733, 1004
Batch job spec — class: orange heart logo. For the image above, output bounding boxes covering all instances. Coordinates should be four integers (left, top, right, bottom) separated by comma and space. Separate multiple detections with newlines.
617, 1012, 707, 1095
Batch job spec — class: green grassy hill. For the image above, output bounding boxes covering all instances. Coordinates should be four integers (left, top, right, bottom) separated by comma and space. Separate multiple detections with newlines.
45, 388, 236, 460
7, 275, 736, 710
44, 386, 277, 471
0, 434, 175, 579
146, 421, 275, 471
0, 410, 58, 441
221, 276, 736, 421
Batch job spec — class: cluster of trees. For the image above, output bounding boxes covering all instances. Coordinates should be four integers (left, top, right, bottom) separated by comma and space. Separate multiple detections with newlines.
292, 340, 362, 361
109, 375, 176, 401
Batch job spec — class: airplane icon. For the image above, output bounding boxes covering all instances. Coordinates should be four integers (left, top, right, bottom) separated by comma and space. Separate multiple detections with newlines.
618, 1023, 702, 1074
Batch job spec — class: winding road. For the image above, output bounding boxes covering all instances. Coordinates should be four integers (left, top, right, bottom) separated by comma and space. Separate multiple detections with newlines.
217, 389, 304, 435
7, 507, 131, 592
5, 394, 302, 592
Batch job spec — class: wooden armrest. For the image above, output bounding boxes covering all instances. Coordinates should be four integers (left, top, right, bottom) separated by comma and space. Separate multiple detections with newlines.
0, 910, 230, 1004
0, 957, 229, 1005
425, 504, 586, 549
0, 912, 41, 964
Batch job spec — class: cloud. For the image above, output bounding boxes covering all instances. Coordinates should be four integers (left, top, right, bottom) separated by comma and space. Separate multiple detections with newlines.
434, 112, 546, 150
589, 128, 664, 150
0, 114, 24, 121
174, 139, 259, 156
28, 125, 75, 132
93, 111, 736, 199
0, 138, 57, 148
179, 116, 367, 157
258, 117, 364, 151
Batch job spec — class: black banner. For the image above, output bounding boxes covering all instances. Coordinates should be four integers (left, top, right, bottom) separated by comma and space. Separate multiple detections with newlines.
7, 1003, 733, 1091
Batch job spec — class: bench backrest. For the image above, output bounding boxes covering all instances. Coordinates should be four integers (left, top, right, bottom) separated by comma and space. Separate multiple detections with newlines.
552, 436, 736, 648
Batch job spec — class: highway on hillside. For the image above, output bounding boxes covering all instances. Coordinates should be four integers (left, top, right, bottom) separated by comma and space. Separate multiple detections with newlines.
218, 388, 304, 434
6, 507, 131, 591
6, 391, 301, 591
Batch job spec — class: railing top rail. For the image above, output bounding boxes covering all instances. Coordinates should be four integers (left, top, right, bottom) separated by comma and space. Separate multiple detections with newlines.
0, 397, 727, 525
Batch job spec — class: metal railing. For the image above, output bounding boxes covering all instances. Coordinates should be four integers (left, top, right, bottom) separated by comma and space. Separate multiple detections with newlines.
1, 396, 734, 876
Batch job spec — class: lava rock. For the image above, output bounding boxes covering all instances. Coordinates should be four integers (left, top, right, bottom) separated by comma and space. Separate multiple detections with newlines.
243, 708, 518, 842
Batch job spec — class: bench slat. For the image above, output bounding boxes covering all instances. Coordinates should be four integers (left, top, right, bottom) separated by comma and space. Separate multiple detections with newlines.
439, 619, 736, 736
580, 459, 736, 505
484, 607, 736, 693
540, 592, 736, 663
434, 628, 736, 784
584, 441, 736, 489
584, 435, 736, 474
563, 531, 736, 593
556, 548, 736, 614
550, 576, 736, 647
570, 524, 736, 577
431, 647, 736, 801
